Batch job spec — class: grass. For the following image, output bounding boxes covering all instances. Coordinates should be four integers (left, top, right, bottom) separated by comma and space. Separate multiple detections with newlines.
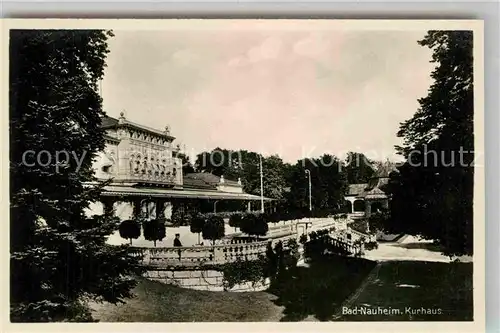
339, 260, 473, 321
90, 258, 473, 322
90, 277, 284, 322
90, 255, 377, 322
269, 255, 377, 321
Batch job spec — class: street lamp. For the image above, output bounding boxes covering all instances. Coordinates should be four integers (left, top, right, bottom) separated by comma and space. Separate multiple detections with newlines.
259, 155, 264, 213
305, 169, 312, 212
238, 156, 265, 213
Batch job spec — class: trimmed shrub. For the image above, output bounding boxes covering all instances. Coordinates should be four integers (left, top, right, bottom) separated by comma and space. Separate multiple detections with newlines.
228, 213, 243, 231
118, 219, 141, 245
202, 214, 225, 246
143, 219, 166, 247
190, 214, 205, 244
240, 213, 269, 238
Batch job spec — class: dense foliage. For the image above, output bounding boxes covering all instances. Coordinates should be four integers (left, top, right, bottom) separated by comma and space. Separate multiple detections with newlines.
218, 238, 302, 292
194, 149, 361, 214
239, 213, 269, 237
220, 256, 268, 290
285, 155, 348, 213
390, 31, 474, 256
9, 30, 144, 322
344, 152, 376, 184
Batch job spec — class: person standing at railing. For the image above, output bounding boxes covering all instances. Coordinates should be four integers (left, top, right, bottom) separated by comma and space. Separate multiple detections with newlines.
174, 233, 182, 261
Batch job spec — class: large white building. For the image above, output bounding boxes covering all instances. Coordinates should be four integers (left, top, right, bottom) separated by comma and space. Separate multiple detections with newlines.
87, 112, 271, 222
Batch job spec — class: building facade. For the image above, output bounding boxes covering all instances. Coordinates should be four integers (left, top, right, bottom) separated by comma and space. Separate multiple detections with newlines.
86, 113, 271, 222
344, 161, 398, 219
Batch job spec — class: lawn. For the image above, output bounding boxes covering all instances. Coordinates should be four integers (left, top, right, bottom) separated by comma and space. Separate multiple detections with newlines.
89, 277, 284, 322
269, 255, 377, 321
339, 260, 473, 321
89, 255, 377, 322
89, 258, 472, 322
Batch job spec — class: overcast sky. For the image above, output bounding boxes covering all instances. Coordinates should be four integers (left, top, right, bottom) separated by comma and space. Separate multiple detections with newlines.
101, 22, 435, 164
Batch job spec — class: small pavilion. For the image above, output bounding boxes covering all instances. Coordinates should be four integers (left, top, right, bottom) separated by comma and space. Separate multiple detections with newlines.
344, 161, 398, 219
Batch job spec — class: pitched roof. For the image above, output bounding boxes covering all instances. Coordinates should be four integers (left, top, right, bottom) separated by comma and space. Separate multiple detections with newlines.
100, 184, 272, 201
182, 177, 217, 190
346, 183, 367, 196
99, 115, 176, 141
101, 116, 119, 128
359, 186, 387, 199
184, 173, 241, 187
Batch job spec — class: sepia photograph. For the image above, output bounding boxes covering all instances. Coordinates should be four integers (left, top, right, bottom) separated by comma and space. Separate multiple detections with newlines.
4, 19, 484, 329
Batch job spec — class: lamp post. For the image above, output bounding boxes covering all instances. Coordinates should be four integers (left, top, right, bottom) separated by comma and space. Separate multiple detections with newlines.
305, 169, 312, 212
214, 200, 219, 213
259, 155, 264, 213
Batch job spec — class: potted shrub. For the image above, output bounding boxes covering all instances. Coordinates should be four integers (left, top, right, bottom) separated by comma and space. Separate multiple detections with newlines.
202, 214, 225, 246
143, 219, 166, 247
190, 213, 206, 245
229, 213, 242, 232
118, 219, 141, 245
240, 213, 268, 239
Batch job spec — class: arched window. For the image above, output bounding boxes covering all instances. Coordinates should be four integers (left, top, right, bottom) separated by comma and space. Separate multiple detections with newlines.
345, 200, 353, 214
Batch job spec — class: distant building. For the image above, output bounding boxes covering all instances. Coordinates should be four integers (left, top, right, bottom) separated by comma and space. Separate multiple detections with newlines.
86, 112, 271, 221
344, 161, 399, 219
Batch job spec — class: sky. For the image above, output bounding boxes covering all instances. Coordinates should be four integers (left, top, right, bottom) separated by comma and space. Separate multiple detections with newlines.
101, 22, 435, 164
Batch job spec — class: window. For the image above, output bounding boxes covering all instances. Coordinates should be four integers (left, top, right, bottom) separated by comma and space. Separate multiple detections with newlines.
353, 200, 365, 212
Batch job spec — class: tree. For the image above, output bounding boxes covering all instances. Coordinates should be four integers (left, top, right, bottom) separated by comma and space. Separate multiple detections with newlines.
118, 220, 141, 245
143, 219, 166, 247
195, 148, 242, 179
241, 153, 288, 200
391, 31, 473, 256
367, 209, 390, 235
9, 30, 144, 322
202, 215, 225, 246
228, 213, 242, 232
344, 152, 376, 184
240, 213, 269, 238
176, 152, 195, 175
195, 149, 289, 201
190, 214, 205, 245
286, 155, 348, 214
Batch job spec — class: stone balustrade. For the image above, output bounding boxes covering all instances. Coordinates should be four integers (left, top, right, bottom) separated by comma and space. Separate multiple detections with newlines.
130, 246, 213, 267
222, 237, 261, 245
131, 239, 272, 268
348, 227, 377, 242
213, 240, 269, 263
130, 217, 358, 269
326, 235, 362, 255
